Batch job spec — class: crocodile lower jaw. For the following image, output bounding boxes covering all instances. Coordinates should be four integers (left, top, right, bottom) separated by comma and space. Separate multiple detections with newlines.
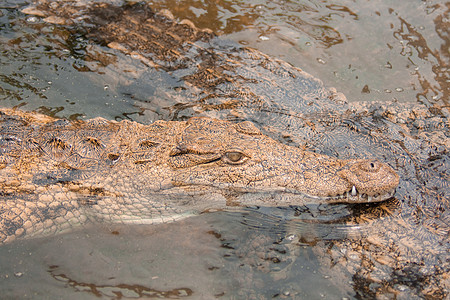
322, 189, 397, 203
173, 184, 396, 204
280, 187, 396, 203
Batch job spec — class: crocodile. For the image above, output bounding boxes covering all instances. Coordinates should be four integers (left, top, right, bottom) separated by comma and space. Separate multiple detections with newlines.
0, 1, 448, 299
0, 108, 398, 243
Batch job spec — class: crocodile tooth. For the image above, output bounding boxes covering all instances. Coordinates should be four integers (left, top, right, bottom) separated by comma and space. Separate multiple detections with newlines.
368, 195, 373, 202
351, 186, 357, 196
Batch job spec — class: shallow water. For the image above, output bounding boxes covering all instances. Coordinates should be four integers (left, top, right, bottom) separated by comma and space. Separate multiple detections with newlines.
1, 208, 362, 299
0, 0, 448, 119
149, 0, 449, 106
0, 0, 448, 299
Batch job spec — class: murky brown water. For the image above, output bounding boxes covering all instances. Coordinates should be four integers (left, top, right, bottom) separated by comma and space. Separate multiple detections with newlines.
149, 0, 449, 106
0, 0, 448, 299
0, 0, 448, 118
1, 209, 356, 299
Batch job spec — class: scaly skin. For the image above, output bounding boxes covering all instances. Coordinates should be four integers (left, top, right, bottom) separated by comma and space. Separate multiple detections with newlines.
0, 109, 399, 243
4, 3, 446, 298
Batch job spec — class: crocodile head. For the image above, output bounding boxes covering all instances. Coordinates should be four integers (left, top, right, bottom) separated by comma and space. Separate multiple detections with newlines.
168, 117, 399, 204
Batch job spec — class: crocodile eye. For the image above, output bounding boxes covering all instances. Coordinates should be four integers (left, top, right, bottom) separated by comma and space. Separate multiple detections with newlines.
226, 152, 242, 162
223, 151, 248, 164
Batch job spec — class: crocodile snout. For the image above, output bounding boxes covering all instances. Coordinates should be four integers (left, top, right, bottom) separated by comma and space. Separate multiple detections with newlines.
336, 159, 400, 203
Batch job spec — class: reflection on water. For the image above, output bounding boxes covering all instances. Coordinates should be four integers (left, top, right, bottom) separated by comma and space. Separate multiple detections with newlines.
150, 0, 448, 105
240, 199, 400, 242
0, 208, 362, 299
0, 0, 448, 115
0, 200, 405, 298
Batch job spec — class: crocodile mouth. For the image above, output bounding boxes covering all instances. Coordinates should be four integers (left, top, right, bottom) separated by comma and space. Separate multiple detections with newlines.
324, 186, 397, 203
172, 182, 397, 204
171, 178, 397, 204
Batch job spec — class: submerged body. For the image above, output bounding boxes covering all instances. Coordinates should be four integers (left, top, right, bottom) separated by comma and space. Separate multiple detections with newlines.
0, 109, 398, 243
0, 1, 445, 298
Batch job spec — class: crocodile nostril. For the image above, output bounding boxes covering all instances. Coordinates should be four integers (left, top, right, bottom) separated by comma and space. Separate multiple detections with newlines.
107, 153, 120, 161
170, 144, 187, 156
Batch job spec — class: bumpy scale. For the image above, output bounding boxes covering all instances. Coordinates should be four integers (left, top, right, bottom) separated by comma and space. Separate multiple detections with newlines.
0, 109, 399, 243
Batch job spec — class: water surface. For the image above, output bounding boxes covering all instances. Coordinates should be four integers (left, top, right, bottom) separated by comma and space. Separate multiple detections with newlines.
1, 0, 448, 119
0, 0, 448, 299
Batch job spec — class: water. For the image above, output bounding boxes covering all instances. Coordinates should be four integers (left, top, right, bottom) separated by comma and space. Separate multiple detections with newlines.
0, 208, 361, 299
149, 0, 448, 106
0, 0, 448, 299
0, 0, 447, 119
